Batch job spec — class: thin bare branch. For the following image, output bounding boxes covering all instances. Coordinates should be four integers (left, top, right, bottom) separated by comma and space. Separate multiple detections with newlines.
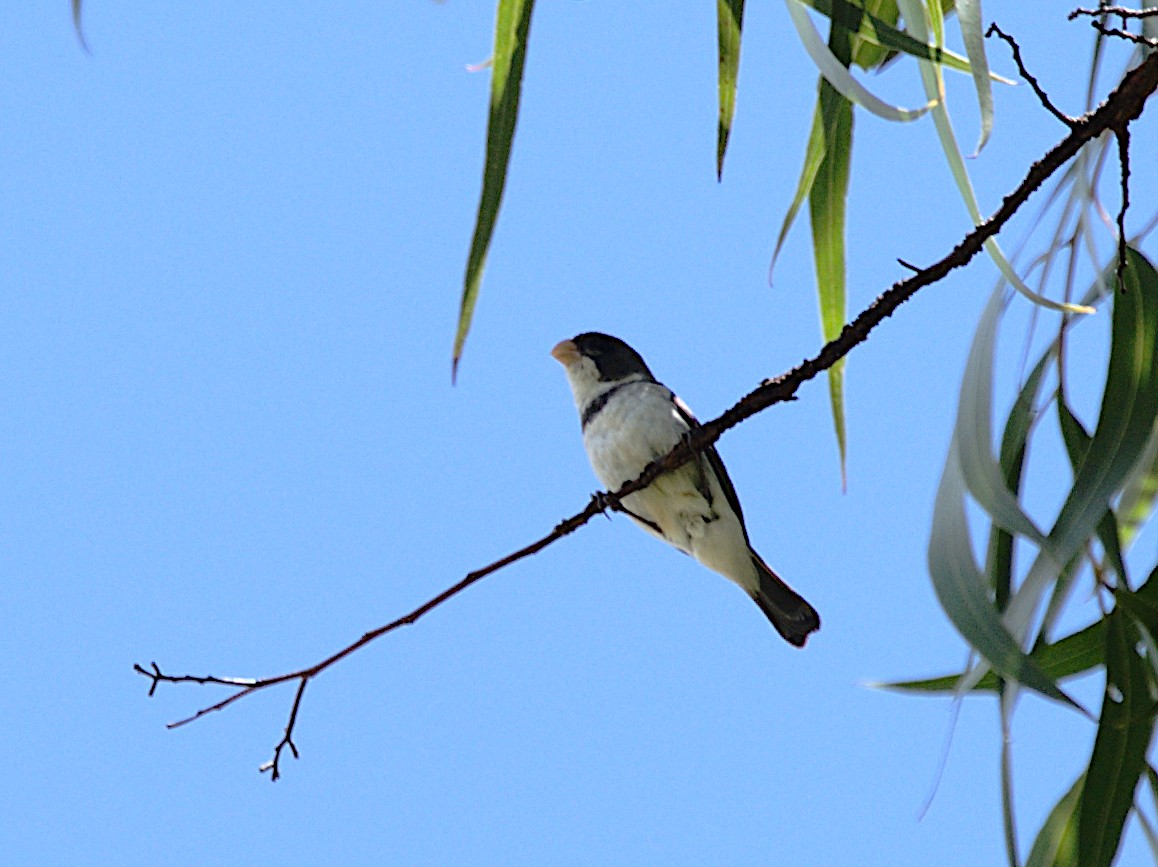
1095, 22, 1158, 46
987, 23, 1075, 126
138, 48, 1158, 780
1069, 4, 1158, 21
1114, 128, 1131, 288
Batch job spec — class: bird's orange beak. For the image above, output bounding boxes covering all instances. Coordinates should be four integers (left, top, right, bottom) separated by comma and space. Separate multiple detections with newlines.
551, 339, 580, 366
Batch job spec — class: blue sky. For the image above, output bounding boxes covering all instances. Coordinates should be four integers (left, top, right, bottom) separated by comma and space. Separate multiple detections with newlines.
3, 3, 1156, 865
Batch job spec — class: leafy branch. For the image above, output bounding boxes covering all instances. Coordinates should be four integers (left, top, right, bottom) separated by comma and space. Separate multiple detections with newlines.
138, 47, 1158, 782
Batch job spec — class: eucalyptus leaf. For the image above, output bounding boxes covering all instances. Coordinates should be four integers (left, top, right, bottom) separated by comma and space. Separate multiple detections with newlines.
1005, 249, 1158, 645
927, 436, 1079, 708
1077, 609, 1156, 867
716, 0, 745, 180
955, 0, 993, 154
786, 0, 933, 121
454, 0, 537, 379
810, 61, 852, 487
876, 618, 1104, 694
1025, 775, 1081, 867
1056, 401, 1130, 588
957, 288, 1047, 545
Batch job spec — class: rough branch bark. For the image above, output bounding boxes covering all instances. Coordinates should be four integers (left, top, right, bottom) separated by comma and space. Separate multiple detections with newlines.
137, 48, 1158, 782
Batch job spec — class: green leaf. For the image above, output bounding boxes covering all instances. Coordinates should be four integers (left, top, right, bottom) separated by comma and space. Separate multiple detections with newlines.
1077, 609, 1156, 867
454, 0, 537, 380
879, 619, 1105, 694
847, 0, 899, 70
1004, 248, 1158, 644
957, 289, 1046, 546
801, 0, 990, 76
927, 434, 1081, 708
809, 24, 853, 488
1119, 418, 1158, 548
787, 1, 932, 122
716, 0, 745, 180
770, 103, 828, 274
984, 345, 1055, 611
955, 0, 994, 153
1057, 400, 1130, 588
893, 0, 1092, 315
1115, 587, 1158, 638
1025, 775, 1082, 867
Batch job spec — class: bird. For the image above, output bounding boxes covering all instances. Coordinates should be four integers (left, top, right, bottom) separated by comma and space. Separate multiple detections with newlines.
551, 332, 820, 647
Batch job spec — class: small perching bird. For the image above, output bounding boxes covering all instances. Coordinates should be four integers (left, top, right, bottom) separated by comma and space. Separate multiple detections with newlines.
552, 332, 820, 647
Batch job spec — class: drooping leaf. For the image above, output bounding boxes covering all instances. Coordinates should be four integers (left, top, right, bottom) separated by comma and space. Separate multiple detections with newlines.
809, 16, 854, 487
984, 344, 1055, 611
1056, 401, 1130, 588
786, 0, 933, 122
716, 0, 745, 180
1119, 417, 1158, 548
893, 0, 1094, 315
1004, 248, 1158, 643
770, 102, 828, 275
1077, 609, 1156, 867
957, 288, 1047, 545
454, 0, 537, 379
1025, 775, 1082, 867
927, 435, 1080, 708
955, 0, 994, 154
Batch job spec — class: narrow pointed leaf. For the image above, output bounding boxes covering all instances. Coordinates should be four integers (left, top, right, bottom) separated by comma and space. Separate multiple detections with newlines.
770, 103, 828, 275
786, 0, 934, 122
955, 0, 994, 153
1119, 418, 1158, 547
957, 288, 1047, 544
984, 345, 1055, 611
454, 0, 537, 379
999, 686, 1020, 867
1057, 401, 1130, 587
1077, 609, 1156, 867
1005, 249, 1158, 643
802, 0, 1006, 78
809, 22, 854, 486
893, 0, 1093, 315
1025, 775, 1082, 867
716, 0, 745, 180
878, 618, 1105, 693
928, 438, 1081, 708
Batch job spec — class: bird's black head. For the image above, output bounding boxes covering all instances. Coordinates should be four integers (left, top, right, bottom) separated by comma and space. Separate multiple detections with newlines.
571, 332, 656, 383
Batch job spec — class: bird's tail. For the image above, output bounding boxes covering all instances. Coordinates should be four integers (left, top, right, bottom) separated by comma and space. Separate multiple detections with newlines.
750, 555, 820, 648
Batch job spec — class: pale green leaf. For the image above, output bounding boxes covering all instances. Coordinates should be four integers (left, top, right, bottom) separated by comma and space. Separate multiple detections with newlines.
1119, 418, 1158, 548
927, 435, 1080, 707
1025, 775, 1081, 867
956, 288, 1047, 544
893, 0, 1093, 315
786, 0, 934, 122
955, 0, 993, 153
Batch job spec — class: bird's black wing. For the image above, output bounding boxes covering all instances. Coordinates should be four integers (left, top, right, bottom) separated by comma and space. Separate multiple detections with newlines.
668, 391, 752, 541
